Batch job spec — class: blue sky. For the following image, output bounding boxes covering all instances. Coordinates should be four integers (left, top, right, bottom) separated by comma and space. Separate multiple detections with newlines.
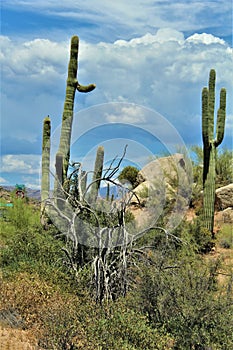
0, 0, 232, 189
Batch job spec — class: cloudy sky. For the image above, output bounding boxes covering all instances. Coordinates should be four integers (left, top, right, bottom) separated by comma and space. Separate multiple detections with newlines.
1, 0, 232, 189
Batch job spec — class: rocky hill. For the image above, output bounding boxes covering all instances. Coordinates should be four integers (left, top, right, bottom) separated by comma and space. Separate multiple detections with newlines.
0, 186, 41, 201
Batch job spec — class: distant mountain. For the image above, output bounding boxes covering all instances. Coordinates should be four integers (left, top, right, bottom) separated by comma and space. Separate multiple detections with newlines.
1, 186, 41, 200
99, 184, 122, 199
0, 183, 127, 202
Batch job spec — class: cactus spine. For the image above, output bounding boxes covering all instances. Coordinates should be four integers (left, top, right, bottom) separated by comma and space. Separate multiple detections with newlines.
202, 69, 226, 233
90, 146, 105, 203
55, 35, 95, 189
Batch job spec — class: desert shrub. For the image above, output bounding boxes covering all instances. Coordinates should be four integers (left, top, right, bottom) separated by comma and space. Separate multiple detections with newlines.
218, 224, 233, 249
39, 297, 173, 350
215, 148, 233, 187
0, 273, 173, 350
0, 222, 71, 289
191, 146, 233, 189
85, 299, 173, 350
136, 252, 233, 349
4, 197, 40, 231
187, 218, 215, 253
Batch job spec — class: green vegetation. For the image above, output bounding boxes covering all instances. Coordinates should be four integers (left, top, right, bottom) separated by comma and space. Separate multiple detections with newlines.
217, 224, 233, 249
191, 146, 232, 207
2, 40, 232, 349
118, 165, 140, 189
0, 194, 232, 349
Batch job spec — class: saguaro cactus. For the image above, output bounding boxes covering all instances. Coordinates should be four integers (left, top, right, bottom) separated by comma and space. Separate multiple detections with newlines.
90, 146, 105, 203
202, 69, 226, 233
41, 116, 51, 223
41, 116, 51, 203
55, 35, 95, 188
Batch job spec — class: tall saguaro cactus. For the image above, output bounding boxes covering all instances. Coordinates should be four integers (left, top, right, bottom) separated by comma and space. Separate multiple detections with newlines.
202, 69, 226, 233
41, 116, 51, 223
55, 35, 95, 189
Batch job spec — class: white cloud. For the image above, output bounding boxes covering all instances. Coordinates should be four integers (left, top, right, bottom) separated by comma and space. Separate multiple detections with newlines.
2, 0, 232, 40
105, 105, 147, 124
225, 114, 233, 138
186, 33, 226, 45
0, 177, 9, 184
1, 28, 232, 184
83, 28, 232, 113
0, 155, 41, 174
21, 176, 41, 190
2, 0, 232, 47
115, 29, 185, 48
0, 36, 67, 81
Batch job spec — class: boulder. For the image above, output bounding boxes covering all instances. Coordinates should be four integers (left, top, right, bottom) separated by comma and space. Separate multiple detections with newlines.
134, 153, 192, 203
222, 208, 233, 223
215, 183, 233, 209
137, 153, 187, 183
215, 207, 233, 224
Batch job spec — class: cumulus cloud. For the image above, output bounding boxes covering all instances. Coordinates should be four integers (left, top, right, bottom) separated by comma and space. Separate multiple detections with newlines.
105, 105, 147, 123
0, 36, 67, 81
1, 27, 232, 187
83, 29, 232, 123
186, 33, 226, 45
0, 155, 41, 174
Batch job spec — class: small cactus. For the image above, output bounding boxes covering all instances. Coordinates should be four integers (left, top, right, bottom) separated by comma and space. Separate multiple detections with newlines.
41, 116, 51, 226
202, 69, 226, 234
41, 116, 51, 204
90, 146, 105, 203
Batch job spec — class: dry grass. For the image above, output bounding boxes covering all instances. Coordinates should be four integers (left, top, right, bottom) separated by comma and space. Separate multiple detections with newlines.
0, 326, 39, 350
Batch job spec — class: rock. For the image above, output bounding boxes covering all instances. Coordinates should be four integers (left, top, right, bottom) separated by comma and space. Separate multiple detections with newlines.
215, 184, 233, 209
134, 153, 192, 204
130, 181, 151, 205
137, 153, 186, 183
222, 207, 233, 223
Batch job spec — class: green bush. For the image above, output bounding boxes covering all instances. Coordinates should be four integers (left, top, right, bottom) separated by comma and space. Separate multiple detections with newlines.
191, 146, 233, 189
218, 224, 233, 249
39, 297, 173, 350
187, 218, 215, 253
136, 247, 233, 349
5, 197, 39, 231
0, 199, 72, 288
118, 166, 140, 189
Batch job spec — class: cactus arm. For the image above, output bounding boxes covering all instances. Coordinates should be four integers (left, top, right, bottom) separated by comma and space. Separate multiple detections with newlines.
55, 151, 65, 209
215, 88, 226, 147
208, 69, 215, 140
77, 82, 96, 93
202, 87, 209, 146
55, 152, 64, 187
202, 87, 210, 184
90, 146, 105, 203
